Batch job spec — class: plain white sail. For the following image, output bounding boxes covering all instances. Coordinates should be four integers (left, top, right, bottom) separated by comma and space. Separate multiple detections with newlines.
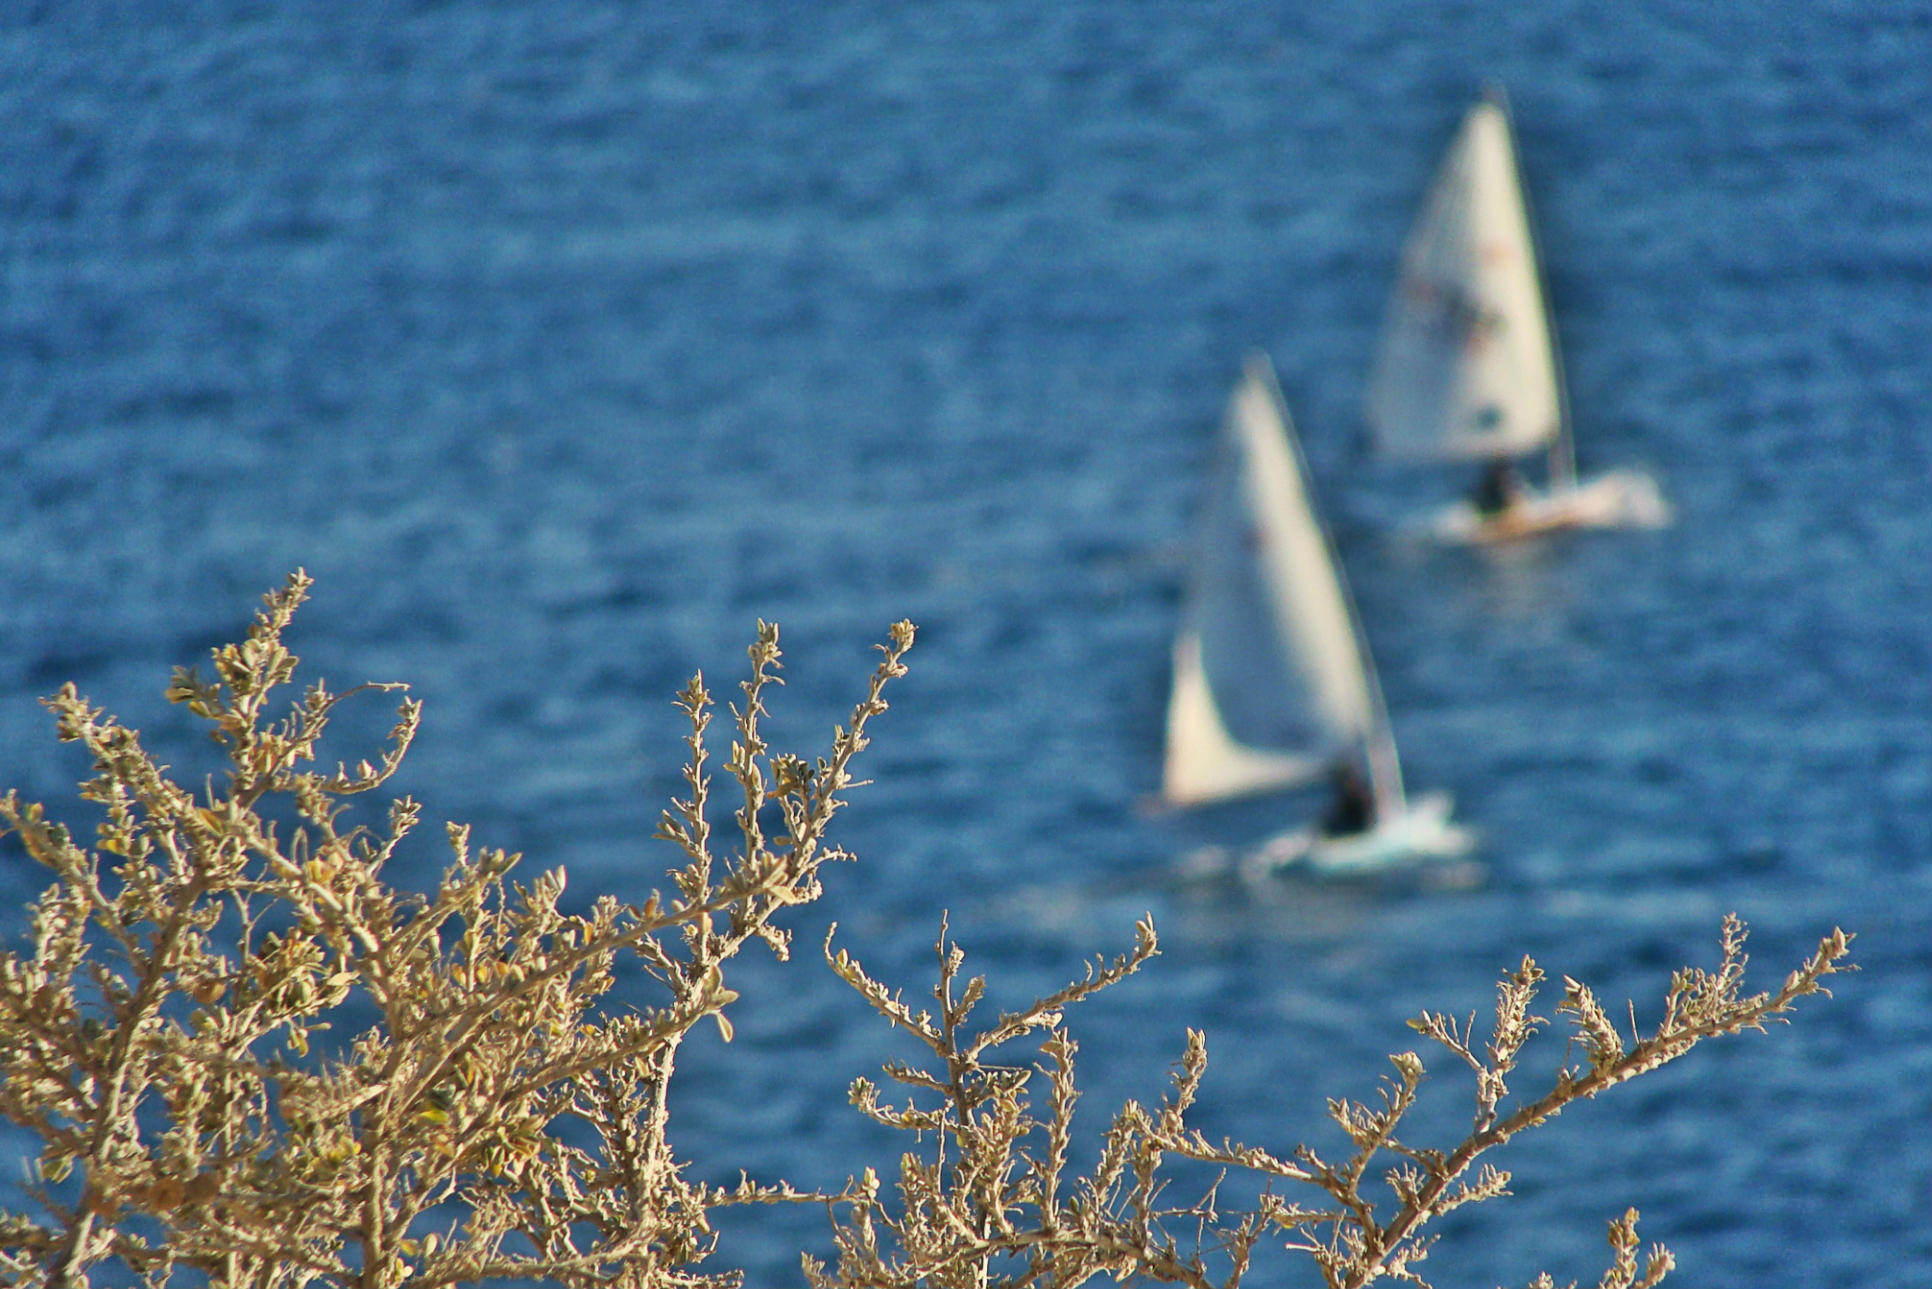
1162, 356, 1403, 818
1366, 95, 1564, 468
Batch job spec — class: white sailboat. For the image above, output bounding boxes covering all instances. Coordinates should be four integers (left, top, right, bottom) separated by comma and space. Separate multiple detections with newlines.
1163, 354, 1469, 874
1366, 91, 1668, 544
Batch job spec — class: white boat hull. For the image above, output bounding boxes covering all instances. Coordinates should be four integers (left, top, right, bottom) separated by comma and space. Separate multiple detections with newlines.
1233, 790, 1474, 879
1426, 469, 1670, 545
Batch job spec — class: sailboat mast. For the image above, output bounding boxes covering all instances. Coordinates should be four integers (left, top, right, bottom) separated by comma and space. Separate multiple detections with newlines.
1362, 694, 1408, 825
1350, 583, 1407, 824
1490, 84, 1579, 494
1535, 136, 1578, 493
1544, 285, 1578, 491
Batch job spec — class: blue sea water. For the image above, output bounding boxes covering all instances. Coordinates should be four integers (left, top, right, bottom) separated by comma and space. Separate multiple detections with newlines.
1, 3, 1927, 1285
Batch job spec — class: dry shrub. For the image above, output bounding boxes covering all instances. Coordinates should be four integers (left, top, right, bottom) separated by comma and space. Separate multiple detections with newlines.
0, 576, 1851, 1289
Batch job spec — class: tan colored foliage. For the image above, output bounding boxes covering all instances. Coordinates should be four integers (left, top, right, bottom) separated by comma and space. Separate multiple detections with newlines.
0, 576, 1852, 1289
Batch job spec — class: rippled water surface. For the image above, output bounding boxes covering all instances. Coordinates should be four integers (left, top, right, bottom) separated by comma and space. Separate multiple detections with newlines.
2, 5, 1927, 1285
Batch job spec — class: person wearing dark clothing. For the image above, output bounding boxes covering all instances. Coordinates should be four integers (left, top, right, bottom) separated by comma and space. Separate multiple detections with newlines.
1320, 761, 1375, 838
1472, 456, 1526, 516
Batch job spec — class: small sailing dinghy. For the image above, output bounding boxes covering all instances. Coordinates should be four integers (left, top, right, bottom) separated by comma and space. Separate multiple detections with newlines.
1163, 355, 1470, 875
1366, 92, 1668, 544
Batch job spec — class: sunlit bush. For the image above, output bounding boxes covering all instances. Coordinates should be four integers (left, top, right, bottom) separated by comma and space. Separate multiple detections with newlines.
0, 575, 1851, 1289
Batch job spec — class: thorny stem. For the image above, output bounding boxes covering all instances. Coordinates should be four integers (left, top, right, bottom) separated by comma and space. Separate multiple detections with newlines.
3, 584, 918, 1289
1341, 928, 1852, 1287
48, 875, 204, 1289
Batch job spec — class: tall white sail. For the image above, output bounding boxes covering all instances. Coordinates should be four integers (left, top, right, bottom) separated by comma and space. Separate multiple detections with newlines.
1163, 356, 1403, 815
1366, 97, 1561, 464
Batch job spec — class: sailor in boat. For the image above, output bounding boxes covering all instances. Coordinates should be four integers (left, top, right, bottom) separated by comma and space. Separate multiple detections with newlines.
1471, 454, 1527, 517
1319, 760, 1376, 838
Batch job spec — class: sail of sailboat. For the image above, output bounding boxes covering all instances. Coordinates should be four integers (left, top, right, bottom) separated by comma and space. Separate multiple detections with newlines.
1162, 355, 1404, 821
1365, 94, 1564, 472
